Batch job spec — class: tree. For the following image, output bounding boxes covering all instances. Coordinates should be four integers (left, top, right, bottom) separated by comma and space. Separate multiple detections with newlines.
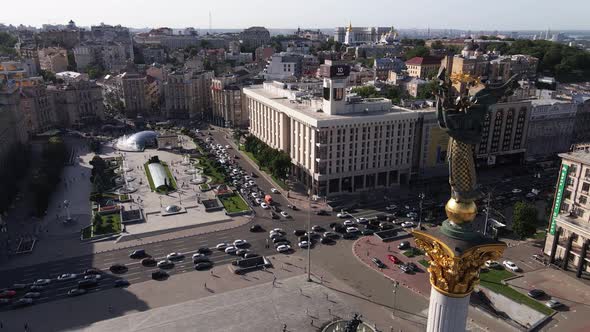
416, 80, 438, 99
0, 32, 17, 56
351, 86, 379, 98
512, 202, 538, 239
404, 46, 430, 60
430, 40, 444, 50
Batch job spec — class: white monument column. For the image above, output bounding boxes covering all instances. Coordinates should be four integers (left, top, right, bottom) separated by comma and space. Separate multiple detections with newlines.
426, 287, 470, 332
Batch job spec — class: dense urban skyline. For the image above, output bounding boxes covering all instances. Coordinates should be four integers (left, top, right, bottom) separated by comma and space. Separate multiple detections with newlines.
1, 0, 589, 31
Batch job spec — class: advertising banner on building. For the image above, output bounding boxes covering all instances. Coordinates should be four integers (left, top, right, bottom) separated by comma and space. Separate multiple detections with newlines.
550, 164, 570, 235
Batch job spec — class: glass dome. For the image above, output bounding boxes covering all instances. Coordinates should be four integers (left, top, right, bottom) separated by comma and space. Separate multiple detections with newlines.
116, 131, 159, 152
165, 205, 181, 213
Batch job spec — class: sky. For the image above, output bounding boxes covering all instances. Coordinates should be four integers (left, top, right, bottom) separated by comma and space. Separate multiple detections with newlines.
1, 0, 589, 31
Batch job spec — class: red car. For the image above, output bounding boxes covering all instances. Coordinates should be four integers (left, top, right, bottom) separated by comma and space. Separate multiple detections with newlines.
387, 255, 401, 264
0, 290, 16, 298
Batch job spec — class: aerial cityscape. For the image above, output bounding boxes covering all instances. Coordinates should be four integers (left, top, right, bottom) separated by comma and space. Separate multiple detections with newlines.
1, 2, 590, 331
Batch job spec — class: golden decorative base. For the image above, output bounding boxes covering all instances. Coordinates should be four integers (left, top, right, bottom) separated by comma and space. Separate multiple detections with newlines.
445, 198, 477, 224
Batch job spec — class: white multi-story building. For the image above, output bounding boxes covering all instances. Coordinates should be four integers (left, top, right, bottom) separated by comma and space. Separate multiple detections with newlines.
73, 45, 96, 71
244, 64, 420, 196
526, 99, 577, 160
335, 24, 391, 45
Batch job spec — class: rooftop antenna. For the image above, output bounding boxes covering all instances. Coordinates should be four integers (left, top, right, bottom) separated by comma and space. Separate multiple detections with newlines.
209, 11, 212, 33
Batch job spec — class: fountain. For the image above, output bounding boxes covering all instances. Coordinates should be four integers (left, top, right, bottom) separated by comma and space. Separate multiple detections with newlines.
190, 166, 207, 184
115, 156, 137, 194
181, 154, 191, 166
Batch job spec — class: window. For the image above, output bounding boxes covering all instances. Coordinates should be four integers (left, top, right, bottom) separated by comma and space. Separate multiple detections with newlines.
579, 195, 587, 205
582, 182, 590, 193
333, 88, 344, 101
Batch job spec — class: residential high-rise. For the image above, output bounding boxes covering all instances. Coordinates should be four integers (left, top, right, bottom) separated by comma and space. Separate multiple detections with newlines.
244, 64, 420, 196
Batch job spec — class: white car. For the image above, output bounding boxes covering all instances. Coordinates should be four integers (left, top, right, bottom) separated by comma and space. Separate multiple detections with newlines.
526, 192, 537, 198
298, 241, 310, 248
192, 253, 205, 260
401, 221, 415, 228
280, 211, 290, 218
337, 212, 348, 218
343, 219, 356, 226
84, 274, 101, 280
386, 205, 398, 211
34, 279, 51, 286
225, 246, 238, 254
244, 176, 251, 181
233, 239, 247, 247
248, 180, 256, 186
503, 260, 520, 272
225, 145, 231, 149
346, 227, 359, 233
270, 188, 279, 194
216, 242, 230, 250
276, 244, 291, 253
166, 252, 183, 260
485, 260, 500, 268
406, 212, 418, 219
251, 192, 258, 198
357, 217, 368, 224
271, 228, 284, 234
512, 188, 522, 194
261, 203, 270, 209
57, 273, 77, 281
255, 198, 263, 204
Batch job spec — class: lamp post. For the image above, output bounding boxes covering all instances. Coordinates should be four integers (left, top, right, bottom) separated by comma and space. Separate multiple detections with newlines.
418, 192, 425, 229
306, 185, 312, 282
159, 196, 162, 208
392, 281, 400, 316
63, 200, 72, 222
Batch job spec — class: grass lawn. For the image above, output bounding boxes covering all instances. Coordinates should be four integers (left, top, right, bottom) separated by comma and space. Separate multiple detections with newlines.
92, 212, 122, 236
241, 147, 289, 190
479, 268, 554, 315
403, 248, 424, 258
144, 163, 156, 191
81, 226, 92, 239
533, 230, 547, 240
199, 157, 226, 184
418, 259, 430, 267
219, 194, 250, 213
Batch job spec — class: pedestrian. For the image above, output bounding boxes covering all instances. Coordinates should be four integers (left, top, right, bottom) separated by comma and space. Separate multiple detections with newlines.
310, 319, 314, 326
204, 282, 207, 289
320, 275, 324, 284
282, 324, 287, 332
299, 288, 302, 295
387, 245, 391, 252
325, 293, 328, 300
328, 308, 331, 316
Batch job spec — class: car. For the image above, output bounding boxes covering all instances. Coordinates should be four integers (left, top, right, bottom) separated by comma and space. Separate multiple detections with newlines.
250, 224, 263, 232
280, 211, 290, 218
372, 258, 386, 268
333, 224, 346, 233
401, 221, 415, 228
386, 205, 398, 211
244, 253, 259, 259
166, 252, 184, 260
197, 247, 212, 255
251, 192, 258, 198
365, 223, 379, 230
114, 279, 130, 287
192, 253, 206, 260
503, 260, 520, 272
320, 237, 334, 245
357, 217, 368, 224
287, 204, 298, 210
255, 198, 263, 205
270, 188, 279, 194
34, 279, 51, 286
270, 212, 279, 219
274, 240, 291, 248
545, 299, 564, 309
399, 264, 412, 273
406, 262, 419, 272
195, 261, 214, 270
346, 226, 359, 233
10, 284, 28, 291
527, 289, 546, 299
0, 290, 16, 298
83, 268, 101, 276
77, 279, 98, 289
109, 264, 127, 274
260, 202, 270, 209
157, 260, 174, 269
336, 212, 348, 218
484, 260, 500, 268
361, 229, 374, 236
23, 292, 41, 299
398, 241, 411, 250
67, 288, 87, 297
225, 246, 238, 254
272, 236, 287, 244
406, 212, 418, 219
0, 298, 11, 305
216, 242, 230, 250
152, 270, 169, 280
57, 273, 77, 281
311, 225, 325, 232
276, 244, 291, 253
323, 231, 339, 239
512, 188, 523, 194
84, 274, 101, 280
315, 210, 330, 216
269, 232, 285, 240
233, 239, 248, 247
141, 257, 157, 266
30, 285, 45, 291
291, 229, 305, 236
225, 145, 231, 149
342, 232, 356, 239
299, 241, 310, 248
129, 249, 147, 259
271, 228, 285, 234
380, 222, 394, 230
11, 298, 33, 308
387, 255, 401, 264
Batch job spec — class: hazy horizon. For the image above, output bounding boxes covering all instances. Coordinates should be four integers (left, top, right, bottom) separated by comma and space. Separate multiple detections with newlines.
1, 0, 589, 31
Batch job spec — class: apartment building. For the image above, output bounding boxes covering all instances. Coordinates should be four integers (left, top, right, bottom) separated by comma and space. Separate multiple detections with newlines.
164, 70, 213, 119
243, 64, 420, 196
405, 56, 442, 79
211, 76, 248, 128
49, 80, 105, 127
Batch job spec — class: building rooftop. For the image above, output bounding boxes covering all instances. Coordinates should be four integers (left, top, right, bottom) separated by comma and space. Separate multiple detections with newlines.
405, 56, 442, 66
559, 149, 590, 165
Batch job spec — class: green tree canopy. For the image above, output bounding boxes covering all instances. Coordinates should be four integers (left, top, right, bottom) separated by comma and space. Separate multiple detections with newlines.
404, 46, 430, 60
350, 86, 379, 98
0, 32, 17, 56
512, 201, 538, 239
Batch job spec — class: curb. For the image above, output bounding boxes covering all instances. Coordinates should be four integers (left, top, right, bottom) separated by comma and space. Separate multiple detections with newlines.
351, 238, 428, 300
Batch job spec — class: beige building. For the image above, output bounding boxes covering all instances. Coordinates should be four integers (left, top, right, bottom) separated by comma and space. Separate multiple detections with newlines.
405, 56, 442, 79
211, 77, 248, 128
545, 150, 590, 277
38, 47, 69, 73
0, 85, 28, 175
244, 64, 420, 196
475, 99, 530, 167
49, 80, 104, 127
19, 84, 57, 135
121, 73, 149, 118
164, 70, 213, 119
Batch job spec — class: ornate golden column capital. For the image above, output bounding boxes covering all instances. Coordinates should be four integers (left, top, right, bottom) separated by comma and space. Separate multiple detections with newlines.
413, 231, 506, 298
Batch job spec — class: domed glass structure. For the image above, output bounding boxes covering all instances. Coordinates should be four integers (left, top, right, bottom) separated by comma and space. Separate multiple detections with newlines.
116, 131, 159, 152
165, 205, 181, 213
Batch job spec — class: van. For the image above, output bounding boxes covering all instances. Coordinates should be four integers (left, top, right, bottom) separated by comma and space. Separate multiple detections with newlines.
77, 279, 98, 289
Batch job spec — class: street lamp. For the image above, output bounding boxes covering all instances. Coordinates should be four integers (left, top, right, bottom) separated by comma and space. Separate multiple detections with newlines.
306, 185, 312, 282
63, 200, 72, 222
418, 192, 425, 229
159, 196, 162, 208
392, 281, 400, 316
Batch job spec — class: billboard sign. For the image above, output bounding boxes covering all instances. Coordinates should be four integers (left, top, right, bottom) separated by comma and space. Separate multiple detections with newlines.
549, 164, 569, 235
320, 64, 350, 78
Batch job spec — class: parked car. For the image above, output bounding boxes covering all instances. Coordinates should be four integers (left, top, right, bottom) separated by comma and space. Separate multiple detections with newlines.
343, 219, 355, 226
270, 188, 279, 194
276, 244, 291, 253
197, 247, 212, 255
401, 221, 415, 228
0, 290, 16, 298
299, 241, 310, 248
398, 241, 411, 250
545, 299, 564, 309
84, 274, 101, 280
399, 264, 412, 273
387, 255, 401, 264
23, 292, 41, 299
346, 227, 359, 233
503, 260, 520, 272
260, 202, 270, 209
225, 246, 238, 254
166, 252, 184, 260
280, 211, 290, 218
372, 258, 386, 268
57, 273, 77, 281
287, 205, 298, 210
527, 289, 546, 299
336, 212, 348, 218
484, 260, 500, 269
216, 242, 230, 250
406, 262, 419, 272
141, 257, 157, 266
233, 239, 248, 247
320, 237, 334, 245
250, 224, 263, 232
294, 229, 306, 236
312, 225, 325, 232
323, 231, 339, 239
361, 229, 374, 236
11, 298, 33, 308
33, 279, 51, 286
315, 210, 329, 216
152, 270, 169, 280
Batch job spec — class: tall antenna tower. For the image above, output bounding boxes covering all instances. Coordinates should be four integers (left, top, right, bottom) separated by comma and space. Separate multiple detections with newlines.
209, 11, 212, 33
